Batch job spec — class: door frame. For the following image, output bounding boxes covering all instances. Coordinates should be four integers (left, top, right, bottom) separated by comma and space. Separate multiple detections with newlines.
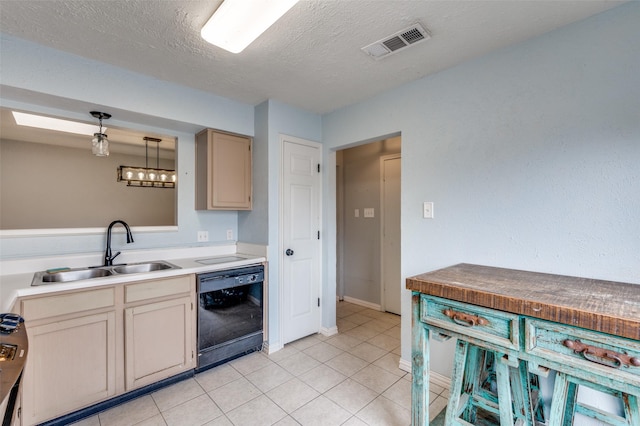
336, 151, 345, 301
278, 134, 323, 345
379, 153, 401, 313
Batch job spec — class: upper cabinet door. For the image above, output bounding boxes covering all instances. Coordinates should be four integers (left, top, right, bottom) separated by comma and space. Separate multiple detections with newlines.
196, 129, 252, 210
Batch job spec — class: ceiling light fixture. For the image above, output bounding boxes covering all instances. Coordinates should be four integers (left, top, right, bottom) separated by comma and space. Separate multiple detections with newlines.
12, 111, 101, 135
117, 137, 176, 188
201, 0, 299, 53
90, 111, 111, 157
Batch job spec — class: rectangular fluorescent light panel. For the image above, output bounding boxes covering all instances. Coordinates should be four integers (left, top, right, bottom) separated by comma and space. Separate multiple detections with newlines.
12, 111, 101, 135
201, 0, 299, 53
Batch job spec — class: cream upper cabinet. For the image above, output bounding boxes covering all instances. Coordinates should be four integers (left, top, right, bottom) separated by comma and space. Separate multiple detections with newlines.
196, 129, 252, 210
20, 288, 118, 426
124, 276, 195, 390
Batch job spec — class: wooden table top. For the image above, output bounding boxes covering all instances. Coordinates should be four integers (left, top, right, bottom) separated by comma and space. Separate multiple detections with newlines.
407, 263, 640, 341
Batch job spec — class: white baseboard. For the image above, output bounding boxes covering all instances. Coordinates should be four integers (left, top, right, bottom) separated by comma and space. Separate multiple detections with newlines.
429, 371, 451, 389
341, 296, 381, 311
399, 357, 412, 373
320, 326, 338, 337
263, 340, 283, 355
398, 358, 451, 390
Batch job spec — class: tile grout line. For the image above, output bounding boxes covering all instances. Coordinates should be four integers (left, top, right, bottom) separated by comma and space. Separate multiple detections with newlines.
80, 302, 449, 426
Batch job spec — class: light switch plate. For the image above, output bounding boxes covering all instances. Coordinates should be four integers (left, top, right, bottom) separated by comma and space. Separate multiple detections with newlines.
423, 202, 434, 219
197, 231, 209, 242
354, 209, 360, 218
364, 208, 375, 218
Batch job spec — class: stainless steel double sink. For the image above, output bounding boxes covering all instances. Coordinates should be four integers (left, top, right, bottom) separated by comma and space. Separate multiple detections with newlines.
31, 260, 180, 286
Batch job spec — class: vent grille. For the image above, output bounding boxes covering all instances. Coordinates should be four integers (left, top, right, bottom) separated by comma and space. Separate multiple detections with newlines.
401, 27, 425, 44
361, 23, 430, 60
383, 36, 406, 52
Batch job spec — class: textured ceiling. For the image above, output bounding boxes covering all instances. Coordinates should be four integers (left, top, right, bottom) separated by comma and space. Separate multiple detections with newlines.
0, 0, 626, 114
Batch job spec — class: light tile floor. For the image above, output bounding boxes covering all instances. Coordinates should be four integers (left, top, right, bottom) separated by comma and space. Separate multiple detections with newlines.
73, 301, 449, 426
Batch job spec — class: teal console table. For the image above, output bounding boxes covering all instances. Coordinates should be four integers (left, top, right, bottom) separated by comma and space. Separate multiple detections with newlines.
407, 264, 640, 426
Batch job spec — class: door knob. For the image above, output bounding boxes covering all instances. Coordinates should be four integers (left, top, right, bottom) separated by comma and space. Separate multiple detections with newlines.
285, 249, 294, 256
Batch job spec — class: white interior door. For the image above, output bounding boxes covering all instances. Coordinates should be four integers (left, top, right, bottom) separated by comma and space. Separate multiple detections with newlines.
281, 136, 322, 344
381, 155, 401, 315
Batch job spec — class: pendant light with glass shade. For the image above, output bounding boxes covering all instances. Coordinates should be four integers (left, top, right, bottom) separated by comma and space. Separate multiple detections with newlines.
90, 111, 111, 156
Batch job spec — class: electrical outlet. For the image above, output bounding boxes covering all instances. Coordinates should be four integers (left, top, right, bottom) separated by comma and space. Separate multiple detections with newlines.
423, 202, 434, 219
354, 209, 359, 218
197, 231, 209, 242
226, 229, 233, 240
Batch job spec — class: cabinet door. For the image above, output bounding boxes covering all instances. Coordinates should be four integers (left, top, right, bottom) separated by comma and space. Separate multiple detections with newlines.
21, 311, 117, 425
124, 296, 194, 390
196, 129, 252, 210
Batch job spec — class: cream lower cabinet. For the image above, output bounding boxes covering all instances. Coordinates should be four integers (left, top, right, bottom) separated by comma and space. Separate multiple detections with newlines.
124, 275, 195, 390
18, 275, 196, 425
20, 287, 117, 426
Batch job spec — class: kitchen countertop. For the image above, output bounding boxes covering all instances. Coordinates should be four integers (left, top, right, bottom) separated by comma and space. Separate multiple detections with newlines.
0, 243, 266, 313
407, 263, 640, 341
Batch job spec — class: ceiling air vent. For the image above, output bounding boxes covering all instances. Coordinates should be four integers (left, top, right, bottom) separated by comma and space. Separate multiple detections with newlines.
361, 23, 430, 60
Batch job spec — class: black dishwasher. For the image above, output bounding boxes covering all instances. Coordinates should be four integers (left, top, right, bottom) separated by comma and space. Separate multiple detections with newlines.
196, 265, 264, 371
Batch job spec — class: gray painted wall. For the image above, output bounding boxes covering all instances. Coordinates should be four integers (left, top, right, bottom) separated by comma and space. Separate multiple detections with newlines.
1, 139, 175, 229
339, 137, 401, 305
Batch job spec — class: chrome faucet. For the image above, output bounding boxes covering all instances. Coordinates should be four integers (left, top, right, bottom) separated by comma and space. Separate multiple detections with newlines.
104, 220, 134, 266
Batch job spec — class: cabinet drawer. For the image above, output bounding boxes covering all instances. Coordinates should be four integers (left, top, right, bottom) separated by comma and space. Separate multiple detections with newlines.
420, 295, 520, 350
125, 275, 192, 303
22, 287, 115, 321
525, 318, 640, 388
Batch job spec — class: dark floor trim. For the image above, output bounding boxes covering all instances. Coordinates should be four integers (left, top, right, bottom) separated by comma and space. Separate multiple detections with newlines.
38, 370, 194, 426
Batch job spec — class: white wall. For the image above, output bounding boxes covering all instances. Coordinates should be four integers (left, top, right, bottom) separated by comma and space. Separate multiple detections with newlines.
322, 2, 640, 380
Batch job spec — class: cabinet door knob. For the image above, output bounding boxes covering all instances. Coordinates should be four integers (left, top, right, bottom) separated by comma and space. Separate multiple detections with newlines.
285, 249, 294, 256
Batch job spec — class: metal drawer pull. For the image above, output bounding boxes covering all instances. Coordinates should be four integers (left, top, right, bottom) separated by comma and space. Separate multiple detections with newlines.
563, 339, 640, 369
443, 309, 489, 327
